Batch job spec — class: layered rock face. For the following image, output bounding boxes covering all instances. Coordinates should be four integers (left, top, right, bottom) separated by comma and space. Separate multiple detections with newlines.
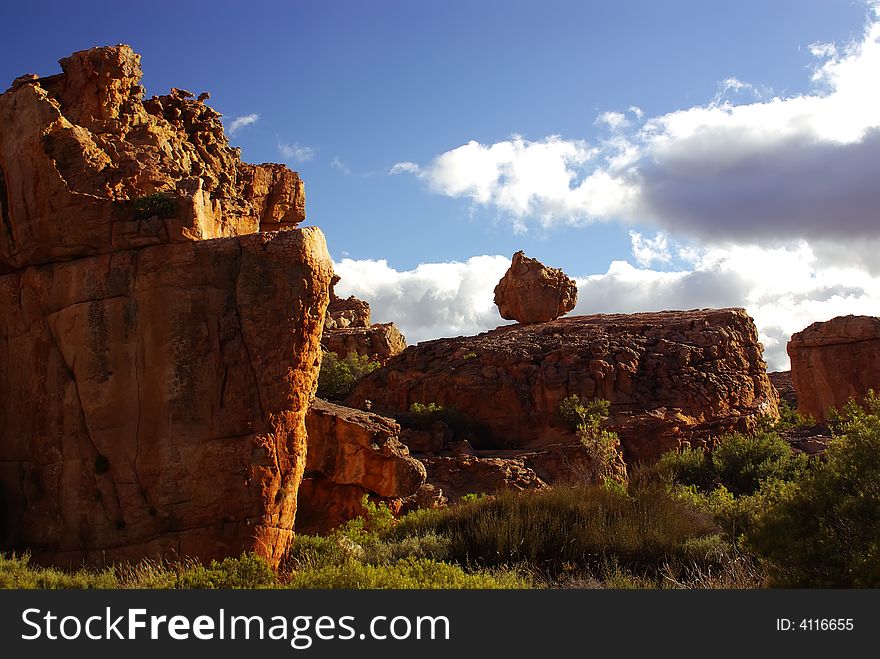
321, 275, 406, 364
0, 45, 304, 270
788, 315, 880, 423
494, 251, 577, 324
349, 309, 778, 463
0, 46, 331, 567
299, 399, 426, 533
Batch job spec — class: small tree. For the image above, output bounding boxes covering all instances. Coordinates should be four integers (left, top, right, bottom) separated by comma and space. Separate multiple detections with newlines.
747, 391, 880, 587
316, 351, 380, 401
558, 395, 623, 485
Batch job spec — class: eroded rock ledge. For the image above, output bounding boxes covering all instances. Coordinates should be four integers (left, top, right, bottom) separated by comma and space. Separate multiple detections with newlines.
349, 308, 778, 463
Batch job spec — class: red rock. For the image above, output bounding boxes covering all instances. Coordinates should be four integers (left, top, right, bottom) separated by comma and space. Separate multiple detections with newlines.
298, 399, 425, 533
349, 309, 778, 464
322, 323, 407, 365
0, 45, 305, 270
493, 251, 578, 324
419, 456, 548, 502
788, 315, 880, 422
321, 275, 406, 364
0, 46, 329, 568
0, 229, 332, 567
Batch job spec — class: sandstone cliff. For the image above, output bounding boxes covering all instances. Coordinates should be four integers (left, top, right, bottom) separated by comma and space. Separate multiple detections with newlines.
0, 46, 330, 568
349, 309, 778, 463
788, 315, 880, 423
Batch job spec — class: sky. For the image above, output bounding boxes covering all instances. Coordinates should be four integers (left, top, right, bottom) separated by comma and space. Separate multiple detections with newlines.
2, 0, 879, 370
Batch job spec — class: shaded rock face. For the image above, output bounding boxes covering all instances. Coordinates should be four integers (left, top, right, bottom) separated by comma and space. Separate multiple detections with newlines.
299, 399, 425, 533
349, 309, 778, 464
0, 45, 304, 270
788, 315, 880, 423
320, 275, 406, 364
493, 251, 577, 324
0, 46, 331, 568
322, 323, 407, 365
419, 456, 548, 502
768, 371, 797, 410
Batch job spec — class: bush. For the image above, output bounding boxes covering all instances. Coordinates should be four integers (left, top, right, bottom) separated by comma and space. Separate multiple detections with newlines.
132, 192, 176, 220
658, 431, 810, 497
656, 447, 718, 491
316, 351, 380, 400
773, 400, 816, 431
711, 431, 810, 497
393, 485, 719, 578
747, 391, 880, 587
558, 395, 623, 483
286, 557, 527, 589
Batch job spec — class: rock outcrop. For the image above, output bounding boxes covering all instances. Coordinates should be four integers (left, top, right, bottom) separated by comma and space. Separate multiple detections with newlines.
493, 251, 578, 324
788, 315, 880, 423
298, 399, 426, 533
0, 46, 331, 568
768, 371, 798, 410
349, 309, 778, 463
0, 45, 304, 269
321, 275, 406, 364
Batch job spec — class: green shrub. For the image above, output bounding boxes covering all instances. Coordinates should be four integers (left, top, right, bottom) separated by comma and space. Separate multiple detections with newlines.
711, 431, 810, 497
558, 395, 622, 483
773, 400, 815, 431
286, 557, 528, 589
394, 485, 719, 578
656, 446, 718, 491
132, 192, 176, 220
658, 431, 810, 497
747, 391, 880, 587
316, 350, 380, 401
174, 554, 277, 589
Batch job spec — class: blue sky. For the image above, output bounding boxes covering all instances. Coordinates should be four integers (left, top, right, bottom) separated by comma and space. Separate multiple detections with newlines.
3, 1, 879, 368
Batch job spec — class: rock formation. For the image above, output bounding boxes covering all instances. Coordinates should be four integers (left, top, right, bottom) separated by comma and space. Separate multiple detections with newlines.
768, 371, 797, 410
349, 309, 778, 463
298, 399, 426, 533
788, 315, 880, 423
0, 46, 331, 568
321, 275, 406, 364
493, 251, 578, 324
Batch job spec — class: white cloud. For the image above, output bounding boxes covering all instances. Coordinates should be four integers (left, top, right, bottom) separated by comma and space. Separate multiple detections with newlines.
331, 157, 352, 175
391, 14, 880, 259
278, 142, 314, 163
332, 255, 513, 343
334, 241, 880, 371
629, 231, 672, 268
227, 113, 259, 135
368, 12, 880, 371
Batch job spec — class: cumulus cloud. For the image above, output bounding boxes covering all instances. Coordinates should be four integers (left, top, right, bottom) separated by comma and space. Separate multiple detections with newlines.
576, 240, 880, 370
278, 142, 315, 163
332, 255, 513, 343
334, 239, 880, 370
391, 12, 880, 256
227, 113, 259, 135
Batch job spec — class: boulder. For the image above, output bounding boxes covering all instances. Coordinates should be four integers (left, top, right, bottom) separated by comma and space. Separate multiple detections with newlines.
299, 399, 426, 533
0, 46, 328, 568
493, 251, 577, 324
349, 309, 778, 463
788, 315, 880, 422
